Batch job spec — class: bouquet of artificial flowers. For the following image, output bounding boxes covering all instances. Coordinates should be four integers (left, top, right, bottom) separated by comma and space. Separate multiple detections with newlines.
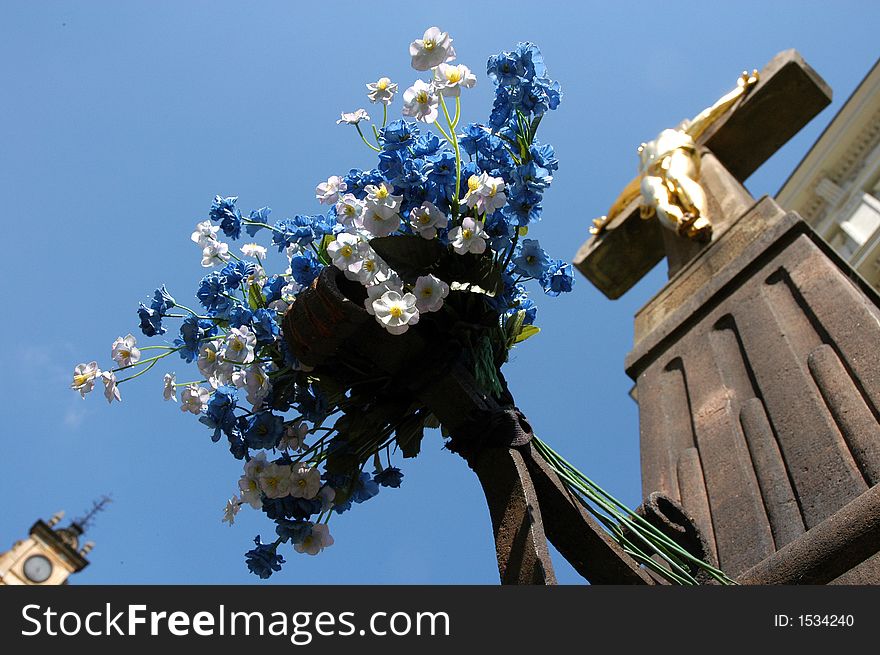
73, 27, 730, 585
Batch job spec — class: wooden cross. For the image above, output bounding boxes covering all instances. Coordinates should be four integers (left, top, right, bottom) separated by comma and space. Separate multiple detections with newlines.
574, 50, 832, 299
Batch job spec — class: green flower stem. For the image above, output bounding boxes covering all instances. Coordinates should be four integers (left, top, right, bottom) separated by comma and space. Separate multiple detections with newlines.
112, 348, 181, 375
241, 219, 282, 234
356, 124, 381, 152
382, 103, 387, 128
439, 94, 462, 223
115, 358, 158, 384
533, 437, 734, 585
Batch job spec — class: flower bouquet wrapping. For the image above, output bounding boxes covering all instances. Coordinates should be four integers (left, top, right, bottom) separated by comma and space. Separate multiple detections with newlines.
72, 27, 731, 584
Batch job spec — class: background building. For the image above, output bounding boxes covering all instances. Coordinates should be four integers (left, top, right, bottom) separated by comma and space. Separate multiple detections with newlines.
778, 59, 880, 286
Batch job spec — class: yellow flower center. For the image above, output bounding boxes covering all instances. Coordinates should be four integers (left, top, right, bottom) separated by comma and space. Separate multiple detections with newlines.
418, 213, 431, 224
364, 260, 375, 272
416, 90, 429, 104
376, 186, 389, 199
377, 78, 389, 90
340, 245, 353, 258
462, 228, 473, 240
468, 175, 480, 192
231, 340, 244, 352
206, 349, 216, 363
421, 288, 433, 297
526, 255, 535, 264
297, 479, 307, 489
446, 69, 462, 83
73, 374, 90, 387
119, 349, 130, 359
424, 39, 436, 50
389, 306, 403, 318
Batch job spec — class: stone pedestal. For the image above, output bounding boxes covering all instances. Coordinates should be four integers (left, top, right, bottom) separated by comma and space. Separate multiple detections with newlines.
627, 196, 880, 582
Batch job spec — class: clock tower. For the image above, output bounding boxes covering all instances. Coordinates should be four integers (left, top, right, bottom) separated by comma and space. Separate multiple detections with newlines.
0, 498, 108, 586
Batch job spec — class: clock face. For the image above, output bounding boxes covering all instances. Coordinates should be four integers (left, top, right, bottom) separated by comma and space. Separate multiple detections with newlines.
23, 554, 53, 583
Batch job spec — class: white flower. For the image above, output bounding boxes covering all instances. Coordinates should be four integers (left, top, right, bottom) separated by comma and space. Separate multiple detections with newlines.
289, 463, 321, 499
364, 275, 404, 315
372, 290, 420, 335
240, 243, 267, 260
197, 342, 231, 388
434, 63, 476, 97
221, 326, 257, 365
295, 523, 334, 555
180, 384, 210, 414
409, 26, 456, 71
191, 220, 219, 247
111, 334, 140, 367
238, 476, 263, 510
318, 485, 336, 512
244, 451, 269, 478
163, 373, 177, 401
278, 421, 309, 452
71, 361, 101, 398
364, 182, 402, 212
259, 463, 292, 499
335, 194, 364, 228
449, 217, 487, 255
101, 371, 121, 404
352, 245, 389, 285
360, 204, 401, 238
201, 239, 230, 267
366, 77, 398, 105
409, 201, 448, 239
316, 175, 347, 205
464, 171, 507, 215
327, 232, 364, 272
337, 109, 370, 125
244, 364, 271, 407
280, 280, 302, 302
222, 495, 241, 526
413, 274, 450, 313
402, 79, 439, 124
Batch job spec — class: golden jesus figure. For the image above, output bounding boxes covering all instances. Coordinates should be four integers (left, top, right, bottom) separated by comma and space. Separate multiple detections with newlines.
591, 69, 760, 241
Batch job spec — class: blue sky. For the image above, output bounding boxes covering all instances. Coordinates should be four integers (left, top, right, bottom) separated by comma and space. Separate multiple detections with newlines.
1, 1, 877, 584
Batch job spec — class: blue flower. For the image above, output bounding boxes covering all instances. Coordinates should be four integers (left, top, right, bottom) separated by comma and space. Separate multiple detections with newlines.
487, 51, 524, 86
252, 308, 280, 345
352, 471, 380, 503
243, 411, 284, 449
262, 275, 286, 304
374, 467, 404, 488
311, 214, 335, 241
342, 168, 384, 197
174, 316, 217, 363
220, 261, 255, 290
512, 161, 553, 192
137, 304, 165, 337
515, 42, 547, 80
380, 119, 419, 151
272, 216, 315, 252
503, 188, 543, 226
412, 132, 442, 157
227, 305, 254, 329
244, 537, 284, 579
210, 195, 242, 240
542, 260, 575, 297
196, 271, 234, 315
150, 286, 176, 314
294, 381, 328, 423
263, 496, 321, 520
378, 148, 407, 179
512, 239, 551, 279
275, 519, 313, 544
289, 251, 322, 288
529, 142, 558, 172
244, 206, 272, 237
199, 385, 238, 443
394, 157, 433, 189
